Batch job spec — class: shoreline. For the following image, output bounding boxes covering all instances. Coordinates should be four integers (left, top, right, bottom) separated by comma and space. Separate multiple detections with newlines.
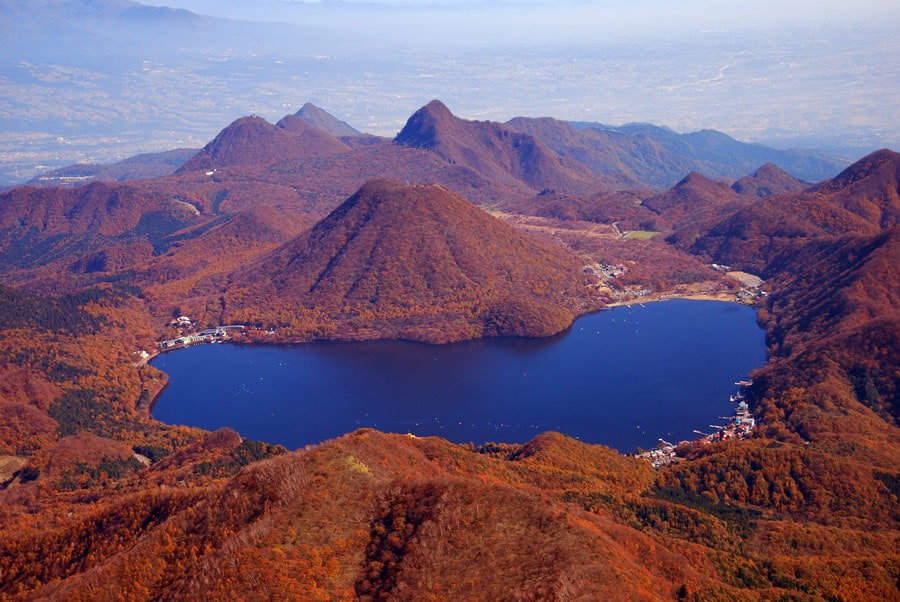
144, 298, 766, 452
141, 291, 761, 430
601, 290, 745, 309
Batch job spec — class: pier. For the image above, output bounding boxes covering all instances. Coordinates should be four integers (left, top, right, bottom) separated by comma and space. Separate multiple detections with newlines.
637, 380, 755, 468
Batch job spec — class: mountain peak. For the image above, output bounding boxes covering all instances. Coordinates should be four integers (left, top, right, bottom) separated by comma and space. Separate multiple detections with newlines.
642, 170, 740, 225
226, 178, 591, 343
293, 102, 361, 137
179, 112, 356, 173
731, 163, 807, 197
670, 171, 736, 195
394, 100, 456, 149
804, 148, 900, 229
421, 98, 453, 117
675, 171, 717, 187
814, 148, 900, 193
177, 116, 292, 172
394, 101, 601, 194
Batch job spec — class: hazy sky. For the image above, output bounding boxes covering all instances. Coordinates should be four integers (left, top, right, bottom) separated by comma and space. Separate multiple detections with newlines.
160, 0, 900, 32
149, 0, 899, 151
2, 0, 898, 183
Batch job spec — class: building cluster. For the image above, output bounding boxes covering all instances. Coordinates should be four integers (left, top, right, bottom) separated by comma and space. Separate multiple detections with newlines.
158, 316, 246, 351
637, 381, 756, 469
638, 440, 680, 469
583, 263, 628, 280
172, 315, 193, 328
706, 400, 756, 442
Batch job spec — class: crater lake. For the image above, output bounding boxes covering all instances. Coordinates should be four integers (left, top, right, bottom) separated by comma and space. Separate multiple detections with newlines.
150, 300, 767, 452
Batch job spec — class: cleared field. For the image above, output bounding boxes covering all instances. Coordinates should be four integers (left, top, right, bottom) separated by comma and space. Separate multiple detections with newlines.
623, 230, 658, 240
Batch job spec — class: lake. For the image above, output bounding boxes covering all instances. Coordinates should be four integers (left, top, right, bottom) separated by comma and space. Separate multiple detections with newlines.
150, 300, 767, 452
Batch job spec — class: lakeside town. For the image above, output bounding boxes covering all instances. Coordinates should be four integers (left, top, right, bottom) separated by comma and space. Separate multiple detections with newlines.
157, 315, 248, 351
636, 380, 756, 468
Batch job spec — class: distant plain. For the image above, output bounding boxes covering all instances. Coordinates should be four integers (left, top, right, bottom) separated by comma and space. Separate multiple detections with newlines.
2, 1, 898, 184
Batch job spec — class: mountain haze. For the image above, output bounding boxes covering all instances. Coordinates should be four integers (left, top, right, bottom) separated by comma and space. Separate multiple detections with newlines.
561, 119, 848, 186
25, 148, 198, 188
293, 102, 361, 137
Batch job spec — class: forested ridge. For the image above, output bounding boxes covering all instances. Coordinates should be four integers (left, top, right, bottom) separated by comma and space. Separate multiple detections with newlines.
222, 178, 595, 343
0, 104, 897, 600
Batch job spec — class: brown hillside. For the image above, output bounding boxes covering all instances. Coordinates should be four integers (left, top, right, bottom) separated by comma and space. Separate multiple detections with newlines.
0, 182, 201, 279
177, 116, 323, 173
642, 171, 752, 254
505, 116, 680, 189
4, 430, 720, 601
642, 171, 742, 227
395, 100, 603, 195
505, 117, 845, 188
688, 150, 900, 274
274, 114, 353, 155
807, 148, 900, 229
755, 227, 900, 428
137, 205, 303, 312
0, 182, 170, 241
498, 188, 656, 229
181, 120, 532, 213
730, 163, 808, 198
764, 226, 900, 356
224, 178, 595, 343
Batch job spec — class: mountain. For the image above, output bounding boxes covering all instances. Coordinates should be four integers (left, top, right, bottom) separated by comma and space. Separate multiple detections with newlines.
176, 113, 357, 173
0, 173, 310, 299
0, 182, 194, 272
730, 162, 808, 198
0, 427, 722, 600
177, 116, 317, 173
806, 148, 900, 229
26, 148, 198, 188
687, 149, 900, 274
395, 100, 604, 195
570, 120, 848, 185
172, 108, 539, 210
293, 102, 361, 137
508, 117, 847, 189
506, 116, 686, 189
642, 171, 742, 227
498, 188, 656, 228
117, 3, 205, 27
112, 204, 301, 314
758, 226, 900, 423
0, 0, 207, 41
274, 114, 354, 154
224, 178, 594, 343
639, 171, 757, 255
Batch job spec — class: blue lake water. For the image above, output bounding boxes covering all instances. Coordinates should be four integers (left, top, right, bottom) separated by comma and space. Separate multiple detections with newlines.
150, 300, 767, 452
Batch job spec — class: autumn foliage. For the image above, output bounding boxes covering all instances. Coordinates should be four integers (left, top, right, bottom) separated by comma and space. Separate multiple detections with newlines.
0, 106, 898, 600
223, 178, 596, 343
